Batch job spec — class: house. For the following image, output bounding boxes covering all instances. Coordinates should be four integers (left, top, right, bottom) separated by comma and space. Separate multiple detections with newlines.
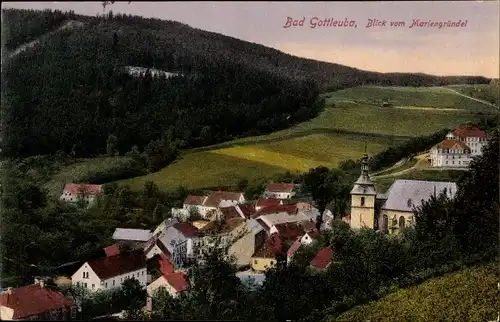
152, 218, 179, 237
263, 182, 296, 199
251, 233, 283, 272
251, 204, 298, 219
60, 183, 102, 207
255, 198, 282, 211
0, 281, 76, 320
300, 230, 321, 245
112, 228, 152, 249
255, 208, 311, 233
146, 255, 188, 300
378, 180, 457, 234
269, 222, 306, 241
227, 218, 266, 268
310, 247, 334, 271
171, 191, 246, 220
237, 203, 256, 219
144, 223, 200, 268
449, 123, 489, 156
71, 249, 147, 292
200, 216, 247, 251
350, 154, 458, 235
286, 237, 302, 265
429, 139, 472, 168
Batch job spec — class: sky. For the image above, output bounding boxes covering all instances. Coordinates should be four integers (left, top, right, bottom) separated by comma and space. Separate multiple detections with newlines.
2, 1, 499, 78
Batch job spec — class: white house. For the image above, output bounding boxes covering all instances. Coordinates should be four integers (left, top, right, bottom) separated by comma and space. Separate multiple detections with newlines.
263, 182, 296, 199
449, 124, 489, 156
144, 223, 200, 268
71, 250, 147, 292
430, 139, 472, 168
60, 183, 102, 207
147, 271, 188, 299
171, 191, 246, 220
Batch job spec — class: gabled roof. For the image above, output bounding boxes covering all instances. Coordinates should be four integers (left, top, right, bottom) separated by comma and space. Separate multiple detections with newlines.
152, 218, 179, 236
247, 218, 264, 235
220, 206, 242, 220
86, 249, 146, 280
63, 183, 102, 195
164, 272, 188, 292
237, 203, 256, 219
104, 244, 120, 257
453, 124, 488, 139
112, 228, 152, 242
434, 139, 471, 151
183, 195, 207, 206
382, 180, 457, 212
201, 217, 245, 235
173, 223, 199, 238
252, 204, 297, 218
255, 198, 282, 208
273, 222, 305, 241
310, 247, 334, 270
287, 238, 302, 257
158, 256, 174, 276
204, 191, 244, 207
266, 182, 295, 193
0, 284, 74, 320
144, 237, 171, 259
252, 234, 283, 259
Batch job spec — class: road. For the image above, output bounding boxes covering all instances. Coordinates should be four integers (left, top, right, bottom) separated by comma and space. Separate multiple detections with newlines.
440, 87, 498, 110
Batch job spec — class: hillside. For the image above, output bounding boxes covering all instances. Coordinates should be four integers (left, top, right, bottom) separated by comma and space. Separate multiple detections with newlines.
331, 261, 499, 322
1, 8, 491, 160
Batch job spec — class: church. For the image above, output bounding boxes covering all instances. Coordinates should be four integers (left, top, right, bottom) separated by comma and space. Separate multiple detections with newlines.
348, 154, 457, 234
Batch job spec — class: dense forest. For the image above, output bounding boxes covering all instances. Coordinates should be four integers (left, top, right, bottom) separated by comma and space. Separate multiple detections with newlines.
1, 8, 492, 160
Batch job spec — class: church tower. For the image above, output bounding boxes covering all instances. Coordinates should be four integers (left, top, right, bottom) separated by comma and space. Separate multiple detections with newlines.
350, 153, 377, 229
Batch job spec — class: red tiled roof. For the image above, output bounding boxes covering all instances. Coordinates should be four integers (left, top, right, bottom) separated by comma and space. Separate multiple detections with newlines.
252, 234, 283, 258
287, 238, 302, 257
273, 222, 305, 241
256, 198, 282, 208
453, 125, 488, 139
266, 182, 295, 193
237, 203, 256, 219
220, 206, 242, 220
87, 249, 146, 280
252, 204, 298, 218
183, 195, 207, 206
63, 183, 102, 195
204, 191, 244, 207
0, 284, 74, 320
158, 256, 174, 276
164, 272, 188, 292
104, 244, 120, 257
435, 139, 471, 151
173, 223, 199, 238
310, 247, 334, 270
306, 230, 321, 239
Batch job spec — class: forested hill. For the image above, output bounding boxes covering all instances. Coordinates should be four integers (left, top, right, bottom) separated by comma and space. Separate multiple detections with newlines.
1, 9, 491, 159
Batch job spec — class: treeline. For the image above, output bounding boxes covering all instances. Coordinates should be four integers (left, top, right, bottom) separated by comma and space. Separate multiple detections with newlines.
2, 8, 492, 160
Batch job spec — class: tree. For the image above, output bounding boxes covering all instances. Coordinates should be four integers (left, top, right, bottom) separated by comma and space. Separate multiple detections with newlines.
106, 134, 119, 156
118, 278, 147, 316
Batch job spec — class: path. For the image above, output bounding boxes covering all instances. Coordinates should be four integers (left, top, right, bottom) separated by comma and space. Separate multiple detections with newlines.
5, 20, 84, 60
373, 152, 430, 179
439, 87, 498, 110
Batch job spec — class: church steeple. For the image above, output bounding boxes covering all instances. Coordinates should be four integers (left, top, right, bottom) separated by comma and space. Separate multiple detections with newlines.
349, 153, 377, 230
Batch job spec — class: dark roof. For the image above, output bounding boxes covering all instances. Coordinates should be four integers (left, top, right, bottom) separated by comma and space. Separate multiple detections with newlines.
173, 223, 199, 238
183, 195, 207, 206
252, 234, 283, 259
220, 206, 242, 220
256, 198, 282, 208
266, 182, 295, 193
237, 203, 256, 219
273, 222, 305, 241
310, 247, 334, 270
87, 249, 146, 280
0, 284, 74, 319
201, 217, 245, 234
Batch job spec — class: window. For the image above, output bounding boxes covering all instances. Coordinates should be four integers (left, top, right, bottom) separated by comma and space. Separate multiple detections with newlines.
83, 283, 87, 288
382, 214, 389, 233
113, 280, 115, 286
142, 271, 144, 276
254, 260, 258, 265
270, 260, 275, 265
105, 282, 108, 288
398, 216, 405, 230
360, 197, 365, 207
91, 284, 95, 289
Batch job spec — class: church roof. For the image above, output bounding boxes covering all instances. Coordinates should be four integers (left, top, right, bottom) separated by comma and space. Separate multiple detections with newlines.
382, 180, 457, 212
351, 174, 377, 195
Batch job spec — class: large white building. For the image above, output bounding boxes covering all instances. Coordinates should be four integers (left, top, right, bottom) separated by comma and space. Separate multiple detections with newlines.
430, 124, 488, 168
171, 191, 246, 220
60, 183, 102, 208
71, 249, 147, 292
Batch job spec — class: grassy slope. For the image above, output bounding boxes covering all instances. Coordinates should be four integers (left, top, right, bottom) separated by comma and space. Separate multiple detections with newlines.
114, 86, 484, 191
332, 261, 499, 322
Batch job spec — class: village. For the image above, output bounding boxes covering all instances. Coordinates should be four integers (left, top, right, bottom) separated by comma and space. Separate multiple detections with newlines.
0, 122, 491, 320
